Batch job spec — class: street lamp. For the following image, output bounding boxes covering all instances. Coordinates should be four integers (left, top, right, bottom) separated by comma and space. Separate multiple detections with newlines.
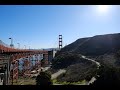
17, 43, 20, 49
9, 38, 14, 48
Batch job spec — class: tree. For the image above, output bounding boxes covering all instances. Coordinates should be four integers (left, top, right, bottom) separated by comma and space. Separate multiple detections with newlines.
41, 59, 46, 67
36, 71, 53, 85
92, 64, 120, 86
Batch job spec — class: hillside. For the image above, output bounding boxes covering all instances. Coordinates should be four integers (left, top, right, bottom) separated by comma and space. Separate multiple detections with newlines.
95, 50, 120, 68
57, 33, 120, 56
91, 50, 120, 86
51, 33, 120, 85
51, 52, 97, 82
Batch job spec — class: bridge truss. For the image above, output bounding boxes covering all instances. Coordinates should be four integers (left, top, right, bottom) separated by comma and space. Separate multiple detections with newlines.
0, 40, 49, 85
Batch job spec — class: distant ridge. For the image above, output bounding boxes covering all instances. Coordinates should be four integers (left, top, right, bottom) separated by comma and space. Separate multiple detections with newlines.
57, 33, 120, 56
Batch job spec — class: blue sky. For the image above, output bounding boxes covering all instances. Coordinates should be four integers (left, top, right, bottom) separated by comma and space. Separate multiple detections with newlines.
0, 5, 120, 49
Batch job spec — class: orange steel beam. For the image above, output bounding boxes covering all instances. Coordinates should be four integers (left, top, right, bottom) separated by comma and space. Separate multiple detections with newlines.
9, 51, 48, 84
1, 43, 49, 85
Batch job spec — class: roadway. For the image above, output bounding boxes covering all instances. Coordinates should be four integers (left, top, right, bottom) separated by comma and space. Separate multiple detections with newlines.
51, 69, 66, 80
81, 55, 101, 85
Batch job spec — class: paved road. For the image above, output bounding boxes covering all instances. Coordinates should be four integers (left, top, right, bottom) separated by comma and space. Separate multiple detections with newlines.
42, 67, 50, 71
81, 55, 101, 85
82, 56, 100, 67
87, 77, 96, 85
51, 69, 66, 80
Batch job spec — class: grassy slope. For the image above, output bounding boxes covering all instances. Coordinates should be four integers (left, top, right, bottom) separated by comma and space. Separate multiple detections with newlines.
13, 77, 36, 85
51, 53, 97, 83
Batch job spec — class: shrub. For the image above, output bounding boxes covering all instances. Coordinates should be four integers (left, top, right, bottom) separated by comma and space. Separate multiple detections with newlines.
36, 71, 53, 85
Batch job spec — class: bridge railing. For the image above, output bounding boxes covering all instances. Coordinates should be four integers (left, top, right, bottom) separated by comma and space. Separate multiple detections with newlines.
0, 40, 49, 53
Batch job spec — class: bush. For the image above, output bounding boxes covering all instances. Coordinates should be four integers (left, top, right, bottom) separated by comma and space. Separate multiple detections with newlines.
92, 65, 120, 86
36, 71, 53, 85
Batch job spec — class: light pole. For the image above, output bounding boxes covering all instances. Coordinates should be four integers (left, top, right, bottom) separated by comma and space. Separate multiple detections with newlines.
9, 38, 14, 48
17, 43, 20, 49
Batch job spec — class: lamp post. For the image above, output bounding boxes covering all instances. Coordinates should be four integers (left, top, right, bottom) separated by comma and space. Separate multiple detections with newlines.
17, 43, 20, 49
9, 38, 14, 48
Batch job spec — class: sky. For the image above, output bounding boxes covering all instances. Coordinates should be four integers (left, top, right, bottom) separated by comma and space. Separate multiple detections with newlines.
0, 5, 120, 49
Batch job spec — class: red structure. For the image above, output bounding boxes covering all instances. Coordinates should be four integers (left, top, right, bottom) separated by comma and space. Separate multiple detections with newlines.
0, 41, 49, 85
59, 35, 62, 49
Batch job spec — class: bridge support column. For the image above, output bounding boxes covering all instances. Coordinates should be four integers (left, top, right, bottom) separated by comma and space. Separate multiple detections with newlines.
11, 60, 18, 84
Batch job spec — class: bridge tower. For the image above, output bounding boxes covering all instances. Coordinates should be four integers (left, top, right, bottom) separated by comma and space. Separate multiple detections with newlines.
59, 35, 62, 50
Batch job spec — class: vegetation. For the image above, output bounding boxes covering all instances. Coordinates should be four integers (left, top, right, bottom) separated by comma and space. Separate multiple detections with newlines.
52, 52, 81, 69
12, 76, 36, 85
94, 50, 120, 69
92, 64, 120, 86
36, 71, 53, 85
51, 52, 97, 83
41, 59, 46, 67
57, 63, 97, 82
51, 33, 120, 85
47, 68, 59, 74
53, 79, 86, 85
91, 51, 120, 86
